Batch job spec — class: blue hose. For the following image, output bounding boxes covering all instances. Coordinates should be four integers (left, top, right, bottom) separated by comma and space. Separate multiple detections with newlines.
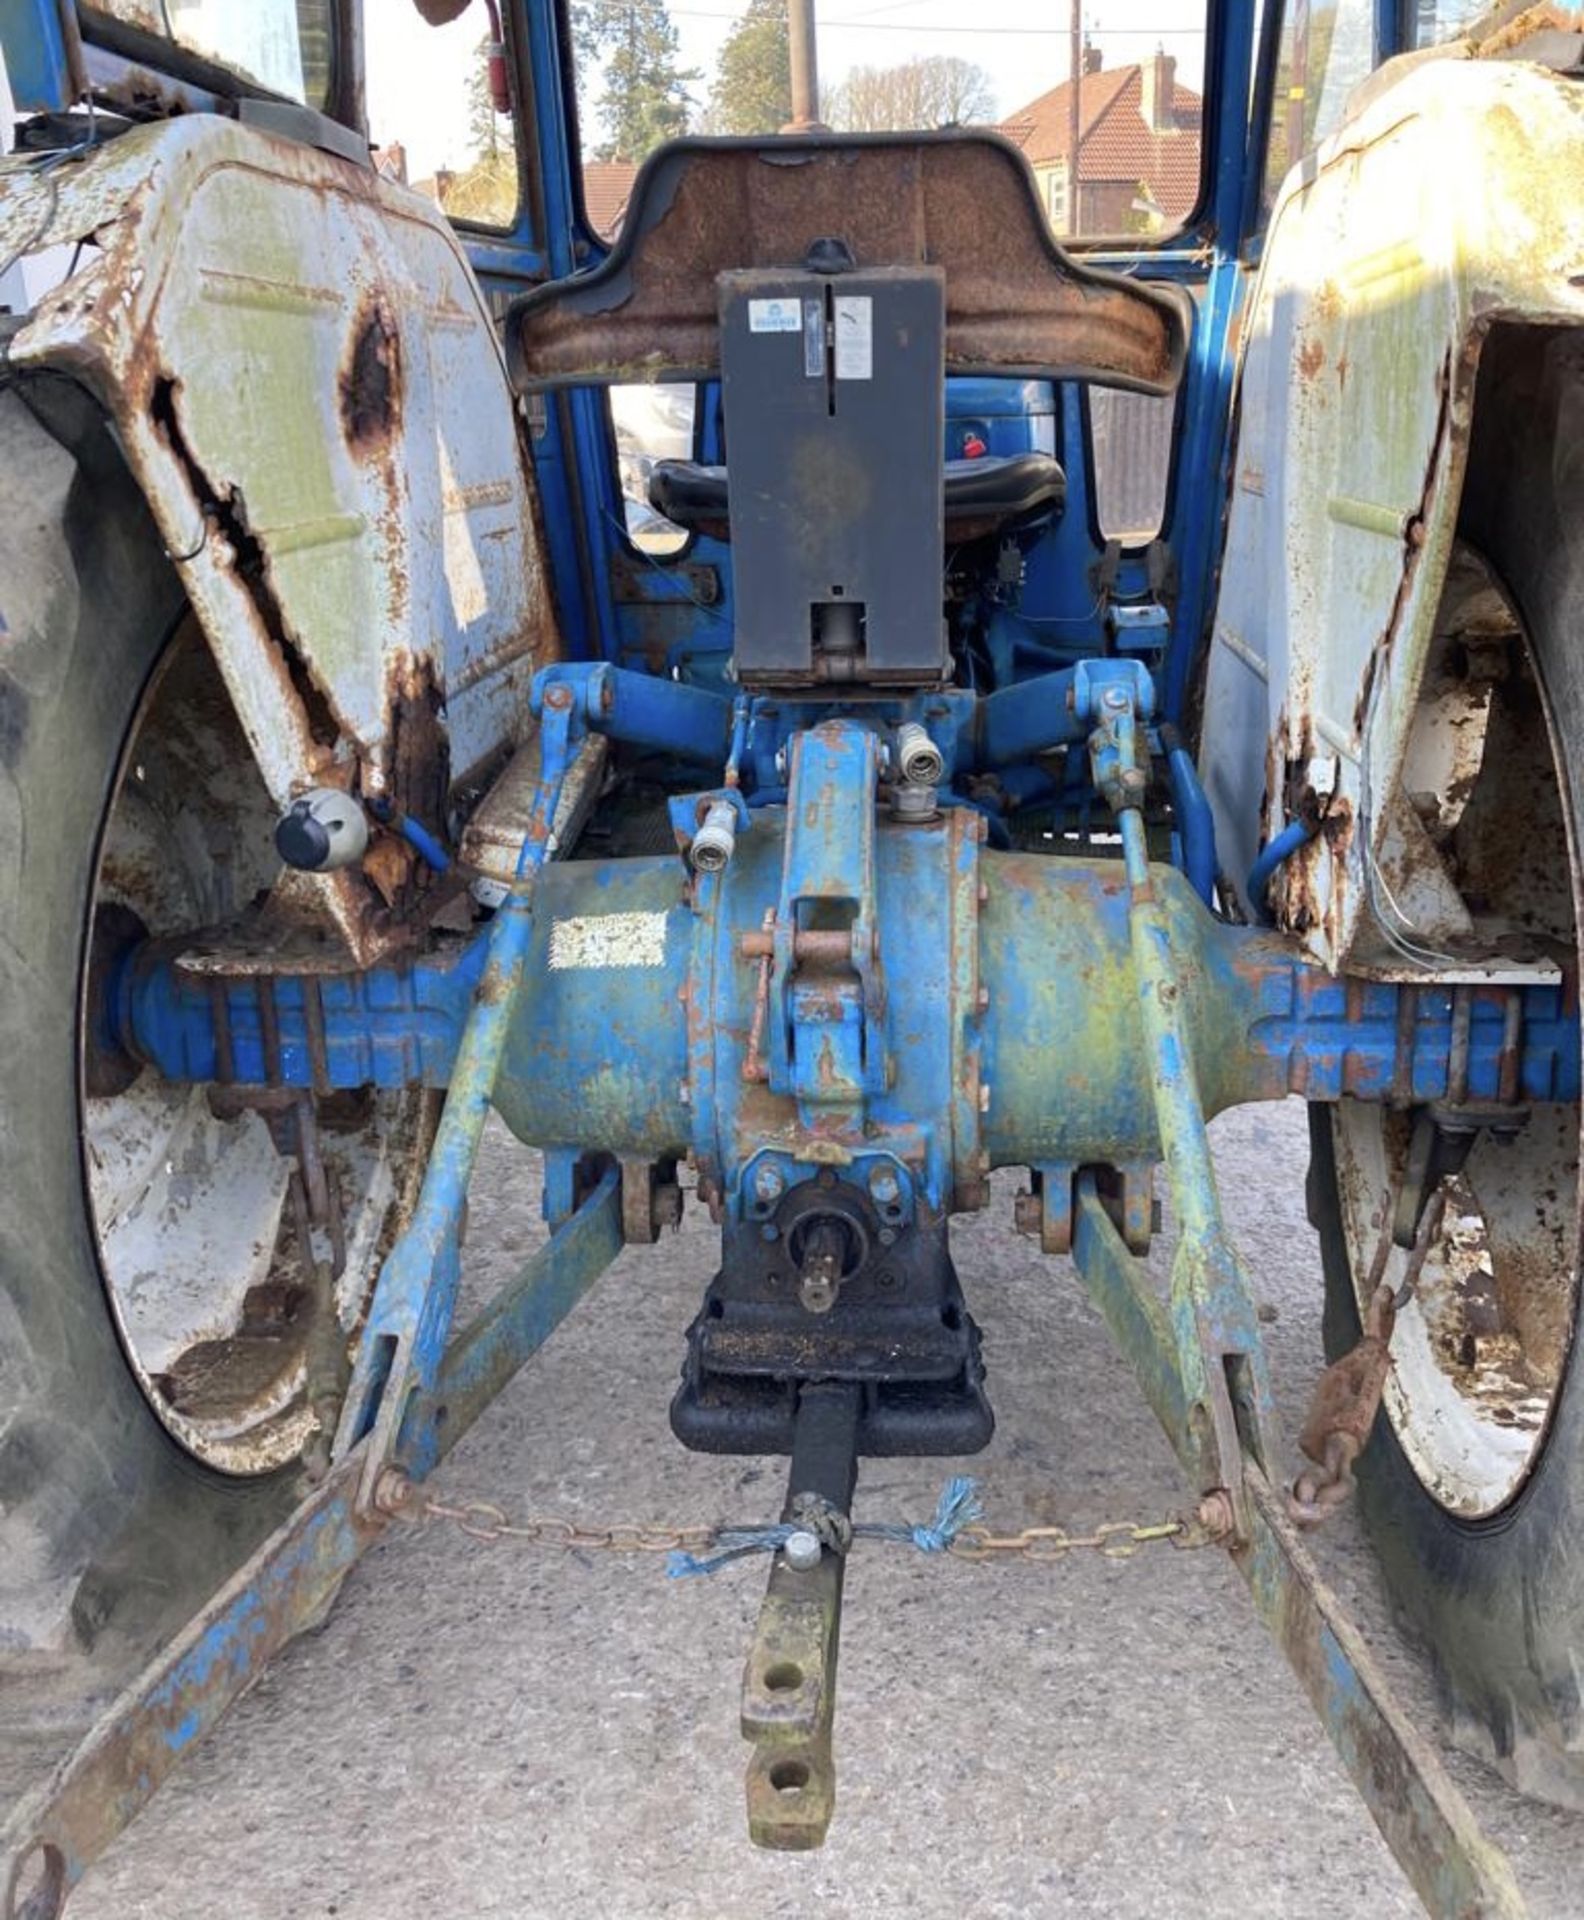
394, 813, 452, 873
1247, 818, 1317, 924
367, 796, 452, 873
1159, 726, 1217, 909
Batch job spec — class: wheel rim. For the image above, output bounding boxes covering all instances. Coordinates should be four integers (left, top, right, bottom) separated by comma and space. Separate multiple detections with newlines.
79, 622, 426, 1476
1331, 559, 1581, 1520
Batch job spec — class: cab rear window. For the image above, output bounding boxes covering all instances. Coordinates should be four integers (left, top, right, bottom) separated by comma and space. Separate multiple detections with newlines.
87, 1, 335, 109
572, 0, 1211, 246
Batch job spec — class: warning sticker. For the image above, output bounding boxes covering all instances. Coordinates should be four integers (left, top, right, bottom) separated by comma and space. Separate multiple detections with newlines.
548, 911, 668, 970
834, 295, 873, 380
748, 297, 802, 334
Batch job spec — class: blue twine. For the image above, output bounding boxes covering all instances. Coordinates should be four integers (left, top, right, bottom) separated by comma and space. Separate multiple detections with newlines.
665, 1477, 982, 1579
666, 1525, 796, 1579
855, 1475, 984, 1554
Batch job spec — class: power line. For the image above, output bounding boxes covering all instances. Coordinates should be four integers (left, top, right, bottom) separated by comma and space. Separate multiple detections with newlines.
578, 0, 1206, 31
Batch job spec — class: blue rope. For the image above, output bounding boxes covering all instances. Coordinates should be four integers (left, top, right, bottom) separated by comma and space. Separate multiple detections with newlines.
666, 1525, 797, 1579
855, 1476, 984, 1554
665, 1477, 983, 1579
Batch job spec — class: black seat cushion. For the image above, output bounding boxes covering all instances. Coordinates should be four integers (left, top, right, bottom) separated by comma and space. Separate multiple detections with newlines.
647, 451, 1066, 545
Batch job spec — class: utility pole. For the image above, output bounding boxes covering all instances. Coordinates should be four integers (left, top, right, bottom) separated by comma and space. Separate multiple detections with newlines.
787, 0, 821, 129
1066, 0, 1081, 236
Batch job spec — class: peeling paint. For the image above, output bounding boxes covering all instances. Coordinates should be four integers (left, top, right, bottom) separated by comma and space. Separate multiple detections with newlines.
548, 911, 670, 970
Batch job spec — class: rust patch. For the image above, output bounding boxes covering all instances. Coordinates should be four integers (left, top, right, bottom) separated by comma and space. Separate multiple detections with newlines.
1296, 336, 1325, 383
1471, 1, 1582, 56
1321, 794, 1355, 858
362, 831, 415, 905
1369, 352, 1455, 684
150, 373, 342, 750
1352, 649, 1378, 744
339, 296, 402, 455
382, 655, 450, 842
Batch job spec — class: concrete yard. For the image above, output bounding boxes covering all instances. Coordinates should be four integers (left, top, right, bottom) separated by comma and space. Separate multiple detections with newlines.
71, 1102, 1584, 1918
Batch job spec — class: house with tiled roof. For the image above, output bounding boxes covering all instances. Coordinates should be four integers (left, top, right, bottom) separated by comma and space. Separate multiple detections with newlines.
999, 49, 1202, 237
582, 160, 639, 240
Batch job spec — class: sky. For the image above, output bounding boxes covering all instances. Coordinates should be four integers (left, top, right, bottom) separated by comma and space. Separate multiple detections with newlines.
366, 0, 1210, 185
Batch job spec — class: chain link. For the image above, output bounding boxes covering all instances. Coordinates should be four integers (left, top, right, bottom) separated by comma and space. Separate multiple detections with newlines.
413, 1494, 1213, 1563
419, 1496, 718, 1554
950, 1518, 1199, 1560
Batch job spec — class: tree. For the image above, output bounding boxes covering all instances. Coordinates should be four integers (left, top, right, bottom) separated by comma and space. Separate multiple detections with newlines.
703, 0, 791, 136
466, 33, 502, 163
825, 55, 995, 132
447, 33, 515, 224
593, 0, 699, 161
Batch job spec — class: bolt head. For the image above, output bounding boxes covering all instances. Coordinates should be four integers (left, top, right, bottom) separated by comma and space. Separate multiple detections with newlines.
868, 1166, 900, 1206
754, 1162, 785, 1203
783, 1530, 823, 1571
373, 1468, 416, 1517
1196, 1489, 1236, 1541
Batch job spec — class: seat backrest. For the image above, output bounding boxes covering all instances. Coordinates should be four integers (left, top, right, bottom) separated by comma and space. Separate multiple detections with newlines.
506, 132, 1190, 399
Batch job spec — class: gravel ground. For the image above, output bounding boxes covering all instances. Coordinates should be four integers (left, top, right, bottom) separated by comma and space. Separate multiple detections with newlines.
71, 1101, 1584, 1919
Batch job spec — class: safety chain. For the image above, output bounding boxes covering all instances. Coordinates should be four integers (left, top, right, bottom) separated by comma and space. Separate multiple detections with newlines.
408, 1493, 1219, 1564
951, 1517, 1206, 1560
418, 1497, 718, 1555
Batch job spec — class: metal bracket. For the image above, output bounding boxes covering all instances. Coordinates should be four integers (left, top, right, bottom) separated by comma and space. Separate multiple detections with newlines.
1075, 676, 1279, 1515
1065, 674, 1527, 1915
332, 689, 581, 1509
741, 1383, 860, 1850
763, 721, 886, 1109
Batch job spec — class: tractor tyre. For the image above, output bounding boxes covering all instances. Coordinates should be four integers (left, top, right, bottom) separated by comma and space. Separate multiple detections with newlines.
1310, 325, 1584, 1808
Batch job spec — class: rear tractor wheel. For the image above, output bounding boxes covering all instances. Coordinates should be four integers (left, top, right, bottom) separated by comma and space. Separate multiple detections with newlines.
1311, 329, 1584, 1808
0, 385, 428, 1720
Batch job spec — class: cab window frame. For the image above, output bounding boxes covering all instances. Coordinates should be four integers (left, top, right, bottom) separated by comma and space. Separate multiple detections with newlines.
78, 0, 358, 126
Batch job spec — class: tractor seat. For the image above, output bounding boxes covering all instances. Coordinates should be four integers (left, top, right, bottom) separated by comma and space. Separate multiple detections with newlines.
648, 450, 1067, 547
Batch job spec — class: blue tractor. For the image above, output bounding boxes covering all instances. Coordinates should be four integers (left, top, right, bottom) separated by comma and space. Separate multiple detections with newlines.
0, 1, 1579, 1911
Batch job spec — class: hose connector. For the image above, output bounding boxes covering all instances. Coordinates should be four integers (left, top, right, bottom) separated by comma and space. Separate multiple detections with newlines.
895, 721, 945, 787
690, 798, 739, 872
